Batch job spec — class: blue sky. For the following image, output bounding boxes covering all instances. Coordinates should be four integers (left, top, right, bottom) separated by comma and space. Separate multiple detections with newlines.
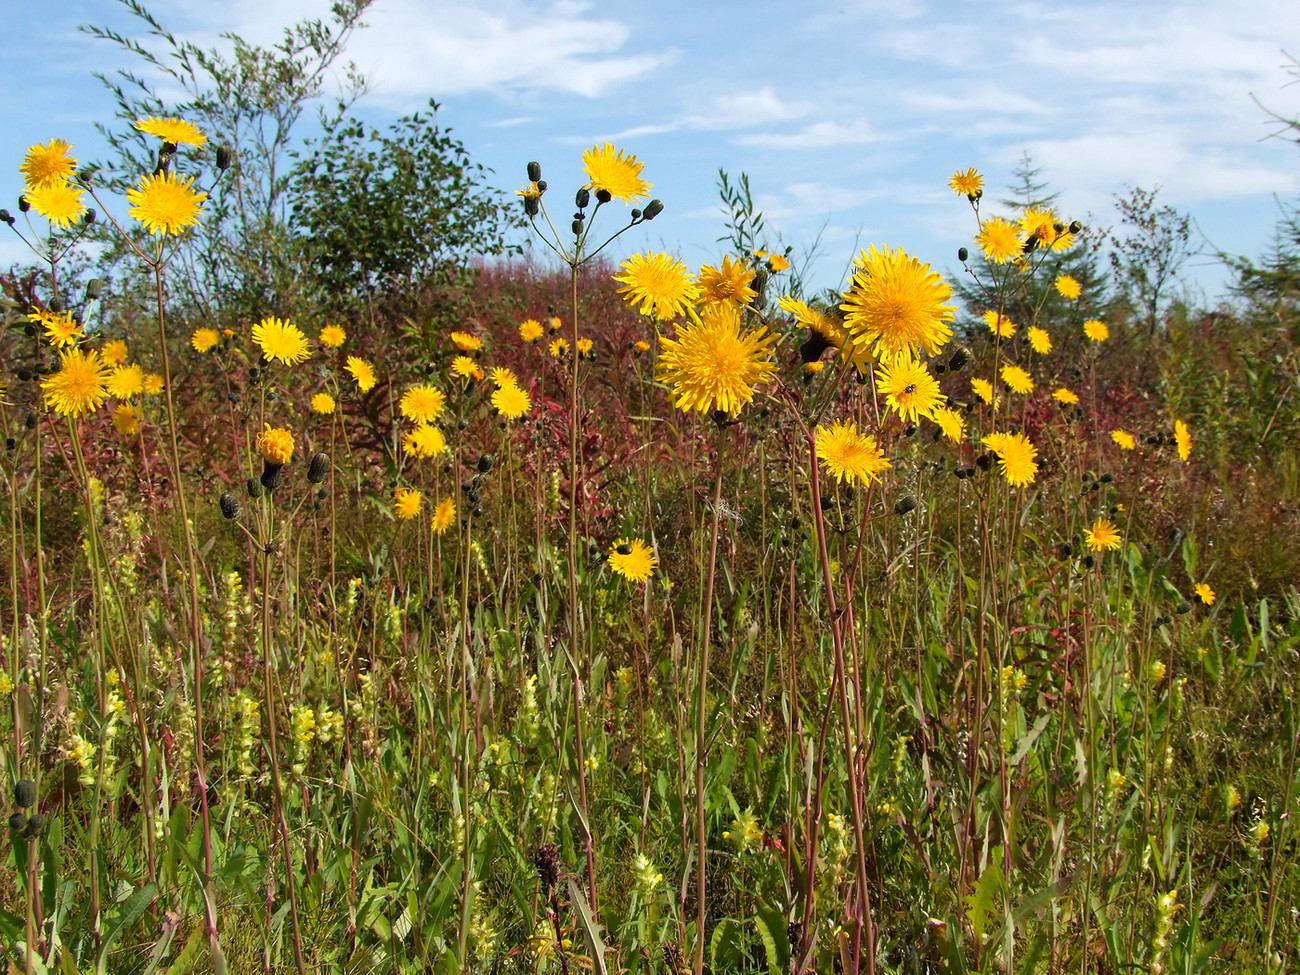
4, 0, 1299, 303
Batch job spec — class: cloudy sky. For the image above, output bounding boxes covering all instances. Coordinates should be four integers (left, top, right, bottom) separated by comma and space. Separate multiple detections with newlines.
4, 0, 1299, 300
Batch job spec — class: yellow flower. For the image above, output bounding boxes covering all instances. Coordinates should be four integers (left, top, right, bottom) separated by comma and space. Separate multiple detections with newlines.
948, 167, 983, 197
1027, 326, 1052, 354
191, 328, 220, 352
840, 245, 955, 360
126, 172, 207, 235
696, 256, 756, 307
656, 304, 778, 415
981, 432, 1038, 487
815, 419, 891, 485
100, 339, 129, 366
548, 315, 563, 331
451, 354, 480, 376
875, 354, 945, 423
1052, 387, 1079, 405
975, 216, 1023, 264
1111, 430, 1136, 450
491, 367, 518, 388
970, 377, 999, 409
1083, 319, 1109, 342
518, 319, 544, 343
1000, 364, 1034, 395
399, 385, 446, 425
402, 423, 446, 459
1195, 583, 1216, 606
982, 310, 1015, 338
633, 340, 651, 354
134, 116, 207, 147
394, 489, 423, 520
346, 356, 376, 392
258, 425, 294, 465
582, 143, 651, 203
577, 337, 594, 357
449, 331, 481, 352
21, 139, 76, 189
1107, 768, 1127, 793
492, 384, 532, 419
804, 361, 825, 374
319, 324, 347, 349
1084, 518, 1122, 552
779, 295, 846, 345
1150, 660, 1167, 683
608, 538, 657, 583
932, 406, 966, 444
1021, 207, 1074, 252
29, 309, 82, 348
310, 392, 336, 415
615, 252, 699, 321
107, 364, 146, 400
252, 316, 310, 366
547, 338, 569, 359
41, 349, 110, 417
431, 497, 457, 534
766, 253, 790, 272
112, 402, 140, 436
1174, 419, 1192, 461
143, 374, 164, 395
1054, 274, 1082, 300
25, 182, 86, 228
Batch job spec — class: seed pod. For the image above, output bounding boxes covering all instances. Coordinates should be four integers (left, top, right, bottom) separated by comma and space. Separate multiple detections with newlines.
219, 493, 240, 520
14, 780, 36, 809
307, 452, 329, 484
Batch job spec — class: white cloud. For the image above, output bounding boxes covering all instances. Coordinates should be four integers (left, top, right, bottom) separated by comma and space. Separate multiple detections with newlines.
685, 86, 812, 130
737, 119, 877, 149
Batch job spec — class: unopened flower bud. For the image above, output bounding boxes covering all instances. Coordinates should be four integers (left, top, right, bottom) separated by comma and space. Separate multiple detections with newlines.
14, 780, 36, 809
536, 180, 547, 193
477, 453, 494, 473
575, 187, 590, 208
1069, 220, 1083, 235
571, 219, 584, 235
593, 187, 612, 204
216, 145, 234, 171
0, 209, 12, 225
8, 813, 26, 832
22, 813, 45, 839
246, 476, 263, 499
83, 209, 97, 225
219, 492, 241, 520
18, 196, 30, 213
642, 199, 664, 220
307, 452, 330, 484
894, 495, 917, 516
957, 246, 969, 262
261, 463, 283, 490
948, 347, 971, 372
527, 161, 542, 182
524, 196, 540, 217
85, 279, 103, 300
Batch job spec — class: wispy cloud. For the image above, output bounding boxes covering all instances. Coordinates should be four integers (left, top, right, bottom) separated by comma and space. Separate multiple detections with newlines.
737, 119, 877, 149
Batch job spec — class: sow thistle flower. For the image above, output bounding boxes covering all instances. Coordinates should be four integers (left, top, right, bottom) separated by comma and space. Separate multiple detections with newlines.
875, 353, 945, 423
975, 216, 1023, 264
932, 406, 966, 444
21, 139, 76, 189
840, 245, 955, 360
346, 356, 376, 392
399, 384, 446, 425
258, 425, 294, 466
449, 331, 482, 352
697, 255, 757, 308
615, 252, 698, 321
101, 339, 129, 366
1195, 582, 1216, 605
1021, 207, 1075, 252
1084, 517, 1122, 552
319, 324, 347, 349
1027, 326, 1052, 354
1052, 387, 1079, 406
403, 424, 446, 459
981, 432, 1038, 487
112, 402, 140, 436
191, 328, 220, 352
547, 338, 569, 359
431, 498, 457, 534
451, 355, 481, 378
135, 116, 207, 148
815, 419, 891, 485
971, 377, 999, 409
518, 319, 544, 343
26, 182, 87, 228
107, 364, 146, 400
582, 143, 651, 203
492, 383, 532, 419
948, 167, 983, 198
982, 310, 1015, 339
394, 489, 423, 520
608, 538, 657, 583
41, 348, 110, 417
656, 303, 778, 416
1111, 430, 1136, 450
999, 364, 1034, 395
310, 393, 336, 415
1054, 274, 1082, 300
126, 171, 207, 236
252, 316, 310, 366
1174, 419, 1192, 461
29, 308, 82, 348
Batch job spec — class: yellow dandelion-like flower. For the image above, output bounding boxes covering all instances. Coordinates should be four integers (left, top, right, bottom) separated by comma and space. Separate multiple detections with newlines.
394, 488, 423, 520
135, 116, 207, 148
319, 324, 347, 349
191, 327, 220, 352
981, 432, 1039, 487
697, 255, 757, 307
804, 361, 825, 374
875, 354, 945, 423
577, 337, 594, 357
25, 182, 86, 228
42, 349, 109, 417
1021, 207, 1074, 252
1055, 274, 1082, 300
656, 304, 778, 416
1083, 319, 1109, 343
1195, 582, 1216, 605
451, 354, 479, 376
449, 331, 481, 352
767, 253, 790, 272
112, 402, 139, 436
840, 245, 955, 360
615, 252, 698, 321
779, 295, 845, 346
431, 497, 457, 534
975, 216, 1023, 264
1111, 430, 1136, 450
252, 316, 310, 366
143, 374, 164, 395
1052, 387, 1079, 405
1084, 517, 1122, 552
400, 384, 446, 425
310, 392, 336, 415
1000, 364, 1034, 395
492, 384, 532, 419
608, 538, 657, 583
518, 319, 544, 343
982, 310, 1016, 338
402, 423, 446, 459
815, 419, 891, 485
258, 425, 294, 465
633, 339, 651, 353
21, 139, 76, 189
948, 168, 983, 197
932, 406, 966, 444
491, 367, 519, 388
346, 356, 376, 392
29, 309, 82, 348
582, 143, 651, 203
100, 339, 129, 366
547, 338, 569, 359
107, 363, 146, 400
1027, 326, 1052, 354
548, 315, 563, 331
1174, 419, 1192, 461
126, 171, 207, 236
971, 377, 999, 408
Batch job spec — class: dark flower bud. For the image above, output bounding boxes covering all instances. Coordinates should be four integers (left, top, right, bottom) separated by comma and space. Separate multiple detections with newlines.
85, 279, 103, 300
246, 476, 262, 498
1082, 554, 1096, 569
630, 208, 642, 220
22, 813, 45, 839
316, 487, 327, 501
0, 209, 13, 225
260, 464, 283, 490
616, 543, 632, 555
1175, 601, 1193, 615
83, 209, 97, 225
819, 495, 834, 510
964, 467, 975, 478
307, 452, 329, 484
535, 842, 560, 894
957, 246, 969, 263
14, 780, 36, 809
894, 495, 917, 516
18, 196, 31, 213
472, 506, 483, 518
1099, 472, 1114, 484
536, 180, 547, 192
24, 412, 37, 430
465, 490, 479, 505
976, 453, 991, 471
1153, 614, 1171, 628
527, 161, 542, 182
955, 468, 968, 479
790, 515, 802, 530
16, 369, 30, 382
904, 424, 917, 437
8, 813, 26, 832
216, 145, 234, 171
595, 188, 613, 204
524, 196, 540, 217
5, 438, 15, 452
948, 347, 971, 371
265, 542, 279, 555
575, 187, 590, 208
934, 363, 947, 375
571, 219, 584, 235
1059, 542, 1073, 558
219, 493, 240, 520
642, 199, 664, 220
477, 453, 494, 473
1069, 221, 1083, 235
457, 418, 469, 431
